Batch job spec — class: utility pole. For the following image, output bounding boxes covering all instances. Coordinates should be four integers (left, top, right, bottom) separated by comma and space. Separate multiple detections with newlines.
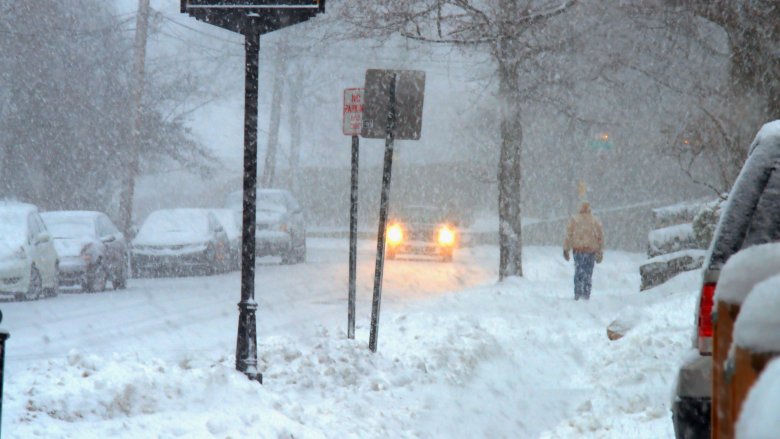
119, 0, 150, 237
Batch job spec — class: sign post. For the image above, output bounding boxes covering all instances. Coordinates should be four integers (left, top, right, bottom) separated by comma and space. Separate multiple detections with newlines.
343, 88, 364, 340
361, 69, 425, 353
0, 309, 7, 438
181, 0, 325, 383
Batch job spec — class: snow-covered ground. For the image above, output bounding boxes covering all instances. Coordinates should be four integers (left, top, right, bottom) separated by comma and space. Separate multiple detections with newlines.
2, 239, 700, 438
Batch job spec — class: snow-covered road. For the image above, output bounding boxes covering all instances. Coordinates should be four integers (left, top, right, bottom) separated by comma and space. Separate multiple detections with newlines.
3, 239, 700, 438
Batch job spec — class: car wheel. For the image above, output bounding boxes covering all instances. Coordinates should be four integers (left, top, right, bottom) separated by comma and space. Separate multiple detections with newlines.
295, 239, 307, 264
113, 260, 127, 290
204, 245, 217, 275
17, 267, 43, 301
281, 250, 295, 265
83, 263, 108, 293
44, 269, 59, 298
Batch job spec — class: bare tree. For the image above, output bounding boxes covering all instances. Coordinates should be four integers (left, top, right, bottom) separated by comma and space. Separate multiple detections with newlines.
339, 0, 588, 279
619, 1, 778, 195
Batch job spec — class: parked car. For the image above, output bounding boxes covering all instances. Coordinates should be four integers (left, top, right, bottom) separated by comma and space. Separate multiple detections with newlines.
41, 210, 128, 292
672, 120, 780, 439
386, 205, 459, 262
0, 202, 59, 300
224, 189, 306, 264
230, 189, 305, 264
131, 208, 230, 276
210, 208, 242, 271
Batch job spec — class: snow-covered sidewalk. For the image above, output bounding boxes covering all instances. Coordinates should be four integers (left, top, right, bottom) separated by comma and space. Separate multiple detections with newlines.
3, 242, 699, 438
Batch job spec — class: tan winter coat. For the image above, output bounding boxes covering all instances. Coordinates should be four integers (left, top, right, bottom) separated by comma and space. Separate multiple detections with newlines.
564, 202, 604, 254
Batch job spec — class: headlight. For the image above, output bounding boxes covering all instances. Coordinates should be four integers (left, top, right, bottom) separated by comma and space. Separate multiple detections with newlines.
80, 244, 94, 262
437, 226, 456, 246
387, 224, 404, 245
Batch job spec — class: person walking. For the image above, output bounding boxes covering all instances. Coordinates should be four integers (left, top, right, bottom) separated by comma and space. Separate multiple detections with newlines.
563, 201, 604, 300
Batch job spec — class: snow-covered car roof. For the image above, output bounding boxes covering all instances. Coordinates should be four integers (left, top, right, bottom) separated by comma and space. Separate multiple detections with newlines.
706, 120, 780, 270
225, 189, 295, 212
0, 202, 38, 249
714, 243, 780, 306
734, 273, 780, 353
0, 201, 38, 216
41, 211, 101, 239
134, 208, 215, 246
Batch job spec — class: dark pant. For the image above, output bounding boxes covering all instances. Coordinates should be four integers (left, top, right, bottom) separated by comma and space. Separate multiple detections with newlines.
573, 251, 596, 300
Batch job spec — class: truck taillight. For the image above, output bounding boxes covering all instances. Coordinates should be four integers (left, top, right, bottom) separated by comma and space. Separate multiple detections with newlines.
697, 282, 716, 354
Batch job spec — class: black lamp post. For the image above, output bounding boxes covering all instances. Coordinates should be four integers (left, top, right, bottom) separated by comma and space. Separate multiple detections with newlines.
180, 0, 325, 382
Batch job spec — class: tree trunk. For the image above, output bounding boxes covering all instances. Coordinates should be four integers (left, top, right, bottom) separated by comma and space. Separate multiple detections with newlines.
261, 50, 285, 188
496, 44, 524, 280
287, 67, 304, 195
118, 0, 150, 237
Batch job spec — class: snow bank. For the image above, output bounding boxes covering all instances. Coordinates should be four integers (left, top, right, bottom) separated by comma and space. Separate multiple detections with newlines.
4, 244, 700, 438
736, 357, 780, 439
733, 274, 780, 353
715, 243, 780, 305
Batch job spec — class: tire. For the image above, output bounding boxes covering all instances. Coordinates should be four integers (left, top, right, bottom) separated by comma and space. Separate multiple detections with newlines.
44, 269, 59, 298
295, 239, 307, 264
203, 245, 217, 275
83, 263, 108, 293
113, 259, 127, 290
16, 267, 43, 301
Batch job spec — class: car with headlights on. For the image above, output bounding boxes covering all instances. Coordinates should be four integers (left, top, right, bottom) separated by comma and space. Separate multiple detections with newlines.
131, 208, 230, 276
0, 202, 59, 300
386, 205, 458, 262
41, 210, 128, 292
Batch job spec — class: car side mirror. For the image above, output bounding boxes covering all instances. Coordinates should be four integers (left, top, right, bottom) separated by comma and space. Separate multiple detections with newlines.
35, 232, 51, 244
101, 235, 117, 243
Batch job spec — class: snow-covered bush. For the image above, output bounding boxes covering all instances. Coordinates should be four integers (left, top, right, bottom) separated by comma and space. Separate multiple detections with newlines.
647, 223, 698, 257
692, 197, 726, 249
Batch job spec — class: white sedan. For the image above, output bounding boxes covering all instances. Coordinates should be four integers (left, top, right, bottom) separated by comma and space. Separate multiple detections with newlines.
0, 202, 59, 300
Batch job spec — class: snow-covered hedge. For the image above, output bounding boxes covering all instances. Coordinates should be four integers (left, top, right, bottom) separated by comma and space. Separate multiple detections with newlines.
692, 198, 725, 249
651, 201, 707, 229
639, 249, 706, 291
647, 223, 698, 257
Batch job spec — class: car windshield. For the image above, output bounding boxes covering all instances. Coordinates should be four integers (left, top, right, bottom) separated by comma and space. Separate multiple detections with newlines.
257, 192, 287, 213
42, 217, 95, 239
141, 210, 209, 235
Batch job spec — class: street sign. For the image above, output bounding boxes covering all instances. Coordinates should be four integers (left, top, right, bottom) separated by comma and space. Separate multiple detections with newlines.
361, 69, 425, 140
342, 88, 364, 136
181, 0, 324, 35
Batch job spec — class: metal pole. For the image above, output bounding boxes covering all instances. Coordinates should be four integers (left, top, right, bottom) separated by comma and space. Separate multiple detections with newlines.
369, 74, 397, 353
236, 30, 261, 383
348, 134, 359, 339
0, 310, 8, 437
